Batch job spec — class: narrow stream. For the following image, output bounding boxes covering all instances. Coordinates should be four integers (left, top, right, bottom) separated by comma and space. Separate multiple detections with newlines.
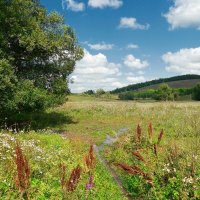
94, 128, 132, 200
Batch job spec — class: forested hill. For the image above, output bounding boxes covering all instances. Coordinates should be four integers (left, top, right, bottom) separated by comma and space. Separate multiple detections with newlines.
111, 74, 200, 94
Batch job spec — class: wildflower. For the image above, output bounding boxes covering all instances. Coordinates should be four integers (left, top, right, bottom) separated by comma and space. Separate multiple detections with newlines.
182, 176, 193, 184
173, 168, 176, 172
84, 145, 96, 173
67, 165, 81, 192
192, 155, 198, 160
153, 144, 157, 156
14, 143, 30, 199
136, 124, 142, 142
157, 129, 164, 145
60, 164, 81, 193
132, 151, 145, 162
86, 176, 94, 191
113, 162, 153, 186
162, 164, 171, 173
148, 122, 153, 140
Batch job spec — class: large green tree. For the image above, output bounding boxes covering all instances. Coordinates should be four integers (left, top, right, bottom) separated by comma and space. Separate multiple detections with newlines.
0, 0, 83, 93
0, 0, 83, 122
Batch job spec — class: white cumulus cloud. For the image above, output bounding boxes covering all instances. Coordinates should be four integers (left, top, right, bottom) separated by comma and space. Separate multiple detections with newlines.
127, 44, 139, 49
62, 0, 85, 11
164, 0, 200, 30
88, 0, 123, 9
124, 54, 149, 70
70, 49, 122, 92
119, 17, 150, 30
86, 42, 114, 50
111, 81, 125, 88
162, 47, 200, 74
127, 76, 146, 84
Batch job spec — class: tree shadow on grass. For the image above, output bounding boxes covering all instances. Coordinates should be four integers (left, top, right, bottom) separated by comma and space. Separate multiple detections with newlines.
6, 111, 77, 131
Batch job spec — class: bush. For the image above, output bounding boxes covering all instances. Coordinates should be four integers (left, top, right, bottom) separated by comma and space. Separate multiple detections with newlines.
51, 79, 69, 95
14, 80, 49, 113
155, 84, 174, 101
192, 83, 200, 100
96, 89, 106, 97
118, 92, 134, 100
84, 90, 95, 95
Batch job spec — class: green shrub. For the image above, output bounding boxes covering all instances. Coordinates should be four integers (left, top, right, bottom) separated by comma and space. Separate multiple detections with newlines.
84, 90, 95, 95
14, 80, 48, 113
192, 82, 200, 100
155, 84, 174, 101
118, 92, 134, 100
96, 89, 106, 97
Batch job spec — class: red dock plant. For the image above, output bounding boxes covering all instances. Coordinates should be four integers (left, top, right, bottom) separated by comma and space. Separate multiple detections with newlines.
113, 162, 153, 186
153, 144, 158, 157
136, 124, 142, 143
148, 122, 153, 140
67, 165, 81, 192
15, 143, 30, 199
132, 151, 145, 162
60, 163, 81, 194
84, 145, 96, 173
157, 129, 164, 145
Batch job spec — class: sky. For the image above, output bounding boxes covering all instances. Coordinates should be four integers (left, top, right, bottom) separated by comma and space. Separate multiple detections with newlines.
40, 0, 200, 93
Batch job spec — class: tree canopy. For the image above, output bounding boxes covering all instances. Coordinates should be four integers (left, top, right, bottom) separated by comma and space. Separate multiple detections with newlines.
0, 0, 83, 92
0, 0, 83, 121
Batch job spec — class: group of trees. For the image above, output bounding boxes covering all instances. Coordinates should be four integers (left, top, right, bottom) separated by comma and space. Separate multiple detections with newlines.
83, 89, 112, 99
0, 0, 83, 124
112, 74, 200, 94
118, 83, 200, 101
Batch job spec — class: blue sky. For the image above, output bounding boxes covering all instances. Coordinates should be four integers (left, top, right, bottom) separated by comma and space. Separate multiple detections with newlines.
41, 0, 200, 92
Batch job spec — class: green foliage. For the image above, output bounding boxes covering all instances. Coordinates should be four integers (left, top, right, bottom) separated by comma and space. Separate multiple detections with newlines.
135, 89, 156, 99
51, 78, 69, 95
0, 0, 83, 92
155, 84, 174, 101
118, 85, 183, 101
84, 90, 95, 95
95, 89, 106, 97
0, 59, 17, 117
101, 92, 113, 99
112, 74, 200, 94
178, 88, 193, 96
0, 131, 125, 199
118, 92, 135, 100
0, 0, 83, 123
192, 82, 200, 100
14, 80, 48, 113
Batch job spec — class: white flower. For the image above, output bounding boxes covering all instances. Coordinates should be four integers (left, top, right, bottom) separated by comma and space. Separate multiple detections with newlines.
182, 176, 193, 184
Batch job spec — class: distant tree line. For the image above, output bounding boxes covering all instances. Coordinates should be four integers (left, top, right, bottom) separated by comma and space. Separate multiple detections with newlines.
83, 89, 113, 99
111, 74, 200, 94
118, 83, 200, 101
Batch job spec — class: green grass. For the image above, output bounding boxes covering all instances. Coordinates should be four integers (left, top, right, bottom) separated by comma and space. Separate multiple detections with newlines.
0, 131, 126, 199
0, 95, 200, 199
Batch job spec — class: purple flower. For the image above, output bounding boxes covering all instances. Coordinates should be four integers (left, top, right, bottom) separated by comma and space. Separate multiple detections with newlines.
89, 176, 93, 184
86, 176, 94, 191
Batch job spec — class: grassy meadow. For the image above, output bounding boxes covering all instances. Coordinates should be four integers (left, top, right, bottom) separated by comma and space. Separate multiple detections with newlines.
0, 95, 200, 199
